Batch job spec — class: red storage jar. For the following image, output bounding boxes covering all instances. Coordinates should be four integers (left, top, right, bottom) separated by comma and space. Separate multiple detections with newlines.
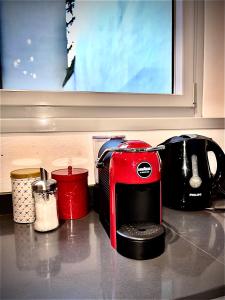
51, 166, 89, 220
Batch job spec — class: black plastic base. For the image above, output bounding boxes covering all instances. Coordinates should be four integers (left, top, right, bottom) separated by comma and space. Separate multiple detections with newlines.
116, 224, 165, 260
163, 197, 212, 211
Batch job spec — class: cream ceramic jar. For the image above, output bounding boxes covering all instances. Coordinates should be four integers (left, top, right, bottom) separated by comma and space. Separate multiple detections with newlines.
11, 168, 40, 223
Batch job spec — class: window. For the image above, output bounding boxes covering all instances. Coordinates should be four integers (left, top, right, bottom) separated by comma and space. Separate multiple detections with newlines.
1, 0, 173, 94
0, 0, 206, 132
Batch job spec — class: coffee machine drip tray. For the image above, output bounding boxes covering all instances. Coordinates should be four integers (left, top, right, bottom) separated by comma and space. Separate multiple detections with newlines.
116, 223, 165, 260
117, 223, 164, 240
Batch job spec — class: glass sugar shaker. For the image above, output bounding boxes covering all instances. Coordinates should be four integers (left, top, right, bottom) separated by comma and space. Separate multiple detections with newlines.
32, 168, 59, 232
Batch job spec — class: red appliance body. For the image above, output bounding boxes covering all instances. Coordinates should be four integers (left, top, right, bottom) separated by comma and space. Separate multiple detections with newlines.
97, 139, 165, 260
110, 141, 162, 248
51, 167, 89, 220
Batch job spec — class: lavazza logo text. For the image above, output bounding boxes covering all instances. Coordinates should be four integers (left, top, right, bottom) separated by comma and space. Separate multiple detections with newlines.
137, 162, 152, 178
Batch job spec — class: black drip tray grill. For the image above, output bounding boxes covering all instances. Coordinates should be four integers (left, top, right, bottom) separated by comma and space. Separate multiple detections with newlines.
117, 223, 164, 241
116, 222, 165, 260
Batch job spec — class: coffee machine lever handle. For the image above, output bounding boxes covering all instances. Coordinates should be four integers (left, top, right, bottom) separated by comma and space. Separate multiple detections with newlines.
96, 145, 165, 168
96, 147, 120, 168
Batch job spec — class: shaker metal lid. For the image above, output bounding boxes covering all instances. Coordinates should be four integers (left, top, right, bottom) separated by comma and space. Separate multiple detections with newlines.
51, 166, 88, 181
10, 168, 40, 179
32, 179, 57, 193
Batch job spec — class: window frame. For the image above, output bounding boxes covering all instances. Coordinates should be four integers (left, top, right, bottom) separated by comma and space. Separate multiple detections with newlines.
0, 0, 210, 133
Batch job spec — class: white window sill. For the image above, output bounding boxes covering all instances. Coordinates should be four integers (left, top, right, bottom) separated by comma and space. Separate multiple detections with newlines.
1, 117, 224, 133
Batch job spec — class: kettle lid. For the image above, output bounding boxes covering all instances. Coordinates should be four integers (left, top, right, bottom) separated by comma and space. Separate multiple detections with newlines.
162, 134, 210, 145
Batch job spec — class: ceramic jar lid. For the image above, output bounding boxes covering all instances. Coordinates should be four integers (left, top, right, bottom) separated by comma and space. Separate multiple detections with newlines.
10, 168, 40, 179
51, 166, 88, 181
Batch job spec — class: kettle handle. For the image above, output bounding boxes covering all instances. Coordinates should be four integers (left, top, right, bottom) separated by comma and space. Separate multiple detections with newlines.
206, 139, 225, 188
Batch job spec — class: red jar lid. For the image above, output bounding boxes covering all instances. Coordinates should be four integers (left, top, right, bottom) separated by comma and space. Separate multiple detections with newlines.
51, 166, 88, 181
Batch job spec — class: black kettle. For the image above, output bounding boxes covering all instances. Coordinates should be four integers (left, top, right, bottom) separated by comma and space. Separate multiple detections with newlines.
159, 134, 225, 210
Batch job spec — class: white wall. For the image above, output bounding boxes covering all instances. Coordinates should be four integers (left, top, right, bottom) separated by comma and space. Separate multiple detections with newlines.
203, 0, 224, 117
1, 129, 224, 193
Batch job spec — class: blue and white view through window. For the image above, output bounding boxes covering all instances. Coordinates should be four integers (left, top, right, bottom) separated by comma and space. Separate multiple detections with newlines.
0, 0, 173, 93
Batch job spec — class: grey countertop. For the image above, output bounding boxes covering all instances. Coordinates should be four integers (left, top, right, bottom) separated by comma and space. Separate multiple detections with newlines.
1, 203, 225, 299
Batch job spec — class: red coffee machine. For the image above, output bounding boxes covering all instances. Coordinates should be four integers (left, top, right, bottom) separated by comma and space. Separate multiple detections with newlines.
96, 139, 165, 260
